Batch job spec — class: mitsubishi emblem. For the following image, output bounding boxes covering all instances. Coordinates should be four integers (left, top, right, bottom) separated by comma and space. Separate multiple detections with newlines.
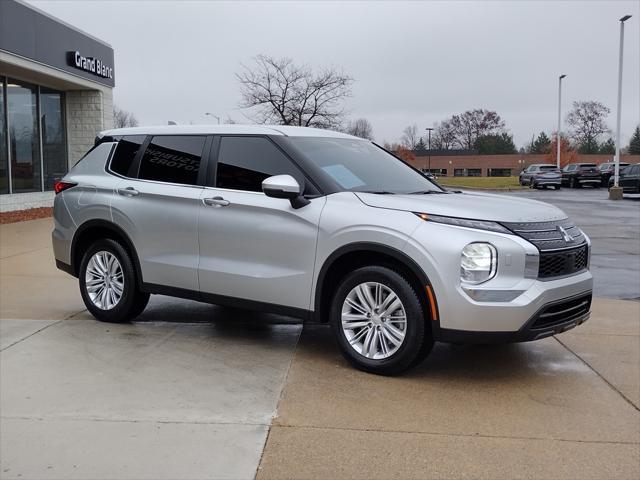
557, 226, 573, 243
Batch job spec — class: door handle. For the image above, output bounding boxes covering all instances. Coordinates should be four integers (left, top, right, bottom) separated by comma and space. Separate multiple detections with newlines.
203, 196, 230, 207
117, 187, 139, 197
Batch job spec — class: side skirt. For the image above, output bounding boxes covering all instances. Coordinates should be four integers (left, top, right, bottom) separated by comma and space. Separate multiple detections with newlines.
140, 282, 313, 321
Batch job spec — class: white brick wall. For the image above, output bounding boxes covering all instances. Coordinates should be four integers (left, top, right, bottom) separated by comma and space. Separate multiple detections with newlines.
66, 88, 113, 166
0, 191, 54, 213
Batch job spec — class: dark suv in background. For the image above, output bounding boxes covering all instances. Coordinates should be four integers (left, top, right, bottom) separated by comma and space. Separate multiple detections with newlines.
609, 164, 640, 194
561, 163, 600, 188
599, 162, 630, 186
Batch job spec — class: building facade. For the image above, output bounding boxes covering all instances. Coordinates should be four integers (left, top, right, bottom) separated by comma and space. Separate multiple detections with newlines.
0, 0, 114, 212
407, 152, 640, 177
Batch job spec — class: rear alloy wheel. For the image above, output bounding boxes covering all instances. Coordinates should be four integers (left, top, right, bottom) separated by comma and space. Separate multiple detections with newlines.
79, 239, 149, 323
330, 266, 432, 375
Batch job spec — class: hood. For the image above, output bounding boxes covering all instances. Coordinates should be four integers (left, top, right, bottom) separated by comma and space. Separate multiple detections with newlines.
354, 191, 567, 223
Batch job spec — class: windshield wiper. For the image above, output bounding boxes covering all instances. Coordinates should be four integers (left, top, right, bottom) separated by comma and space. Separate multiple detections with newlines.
407, 190, 446, 194
357, 190, 395, 195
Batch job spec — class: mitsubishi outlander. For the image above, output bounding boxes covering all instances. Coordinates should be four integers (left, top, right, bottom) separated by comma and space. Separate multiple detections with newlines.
52, 125, 593, 374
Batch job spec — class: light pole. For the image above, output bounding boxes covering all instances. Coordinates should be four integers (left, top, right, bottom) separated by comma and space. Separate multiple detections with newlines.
205, 112, 221, 124
425, 127, 434, 173
556, 74, 566, 169
611, 14, 632, 199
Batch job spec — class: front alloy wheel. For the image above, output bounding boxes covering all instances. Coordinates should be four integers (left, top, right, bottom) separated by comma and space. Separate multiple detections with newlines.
331, 266, 433, 375
341, 282, 407, 359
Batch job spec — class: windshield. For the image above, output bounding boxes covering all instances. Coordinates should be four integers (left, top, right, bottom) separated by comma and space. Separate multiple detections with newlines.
288, 137, 442, 194
539, 165, 559, 171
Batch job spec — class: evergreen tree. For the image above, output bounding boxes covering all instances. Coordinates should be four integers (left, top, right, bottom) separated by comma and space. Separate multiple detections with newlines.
629, 126, 640, 154
599, 138, 615, 154
530, 132, 551, 154
473, 133, 517, 154
414, 138, 427, 151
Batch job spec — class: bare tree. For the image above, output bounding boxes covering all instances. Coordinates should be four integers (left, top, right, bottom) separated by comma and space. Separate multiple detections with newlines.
236, 55, 353, 129
345, 118, 374, 140
113, 105, 139, 128
566, 100, 610, 154
448, 109, 506, 149
431, 120, 457, 150
401, 124, 419, 149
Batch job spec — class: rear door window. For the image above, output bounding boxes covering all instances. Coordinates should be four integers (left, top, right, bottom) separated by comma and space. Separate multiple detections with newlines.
138, 135, 206, 185
110, 135, 146, 176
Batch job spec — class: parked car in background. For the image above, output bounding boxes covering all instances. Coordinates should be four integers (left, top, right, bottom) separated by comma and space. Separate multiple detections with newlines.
609, 164, 640, 194
599, 162, 630, 186
561, 163, 600, 188
519, 164, 562, 189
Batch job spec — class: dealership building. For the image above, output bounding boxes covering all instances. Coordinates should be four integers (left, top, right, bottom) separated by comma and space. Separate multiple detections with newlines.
0, 0, 114, 212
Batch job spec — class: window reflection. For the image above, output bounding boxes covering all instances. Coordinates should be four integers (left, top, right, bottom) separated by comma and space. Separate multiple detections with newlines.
8, 79, 41, 193
41, 88, 66, 190
0, 79, 7, 194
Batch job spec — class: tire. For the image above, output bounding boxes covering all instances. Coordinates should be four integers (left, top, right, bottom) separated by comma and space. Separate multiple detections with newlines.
79, 239, 150, 323
330, 266, 433, 375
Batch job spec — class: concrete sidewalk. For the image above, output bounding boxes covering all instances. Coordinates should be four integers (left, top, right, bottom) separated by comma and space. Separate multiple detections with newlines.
1, 218, 639, 480
258, 300, 640, 479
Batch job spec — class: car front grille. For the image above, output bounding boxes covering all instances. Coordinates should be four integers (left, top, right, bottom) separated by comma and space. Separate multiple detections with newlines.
538, 245, 588, 278
501, 219, 588, 279
530, 293, 592, 330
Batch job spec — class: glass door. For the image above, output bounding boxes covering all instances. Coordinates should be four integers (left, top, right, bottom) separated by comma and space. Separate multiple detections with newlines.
7, 78, 41, 193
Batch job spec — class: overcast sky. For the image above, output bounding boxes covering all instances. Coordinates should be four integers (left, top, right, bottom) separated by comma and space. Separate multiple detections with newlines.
29, 0, 640, 147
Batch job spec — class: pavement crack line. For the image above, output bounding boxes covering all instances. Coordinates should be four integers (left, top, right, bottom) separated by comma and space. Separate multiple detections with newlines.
554, 336, 640, 413
255, 325, 304, 478
1, 415, 270, 428
0, 245, 50, 261
0, 309, 88, 352
0, 320, 62, 352
271, 424, 639, 446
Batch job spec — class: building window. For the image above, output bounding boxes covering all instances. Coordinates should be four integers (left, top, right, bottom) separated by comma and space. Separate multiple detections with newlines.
0, 78, 8, 194
454, 168, 482, 177
41, 88, 66, 191
488, 168, 512, 177
0, 77, 67, 195
7, 78, 41, 193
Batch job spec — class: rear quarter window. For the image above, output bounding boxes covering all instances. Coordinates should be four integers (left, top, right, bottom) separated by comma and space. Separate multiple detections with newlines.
110, 136, 146, 176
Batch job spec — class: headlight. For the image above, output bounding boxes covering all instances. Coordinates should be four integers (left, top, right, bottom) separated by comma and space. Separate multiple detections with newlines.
414, 213, 512, 234
461, 243, 497, 284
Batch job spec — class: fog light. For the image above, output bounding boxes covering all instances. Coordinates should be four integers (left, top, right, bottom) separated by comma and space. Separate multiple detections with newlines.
461, 243, 497, 284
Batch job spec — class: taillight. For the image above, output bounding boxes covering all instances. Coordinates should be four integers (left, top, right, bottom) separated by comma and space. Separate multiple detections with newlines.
54, 181, 77, 194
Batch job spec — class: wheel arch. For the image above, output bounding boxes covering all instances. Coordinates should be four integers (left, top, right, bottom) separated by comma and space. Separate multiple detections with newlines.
313, 242, 439, 330
70, 219, 143, 283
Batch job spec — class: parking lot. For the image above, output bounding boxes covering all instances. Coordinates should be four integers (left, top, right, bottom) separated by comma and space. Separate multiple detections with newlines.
1, 189, 639, 479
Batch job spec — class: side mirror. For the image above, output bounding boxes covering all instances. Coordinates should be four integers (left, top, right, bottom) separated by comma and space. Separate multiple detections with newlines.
262, 174, 310, 209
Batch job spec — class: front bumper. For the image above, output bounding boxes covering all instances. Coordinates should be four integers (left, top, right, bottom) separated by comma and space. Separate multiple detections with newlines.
439, 291, 591, 343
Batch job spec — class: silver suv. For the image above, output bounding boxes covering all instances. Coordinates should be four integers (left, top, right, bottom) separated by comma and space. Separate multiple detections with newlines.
53, 125, 593, 374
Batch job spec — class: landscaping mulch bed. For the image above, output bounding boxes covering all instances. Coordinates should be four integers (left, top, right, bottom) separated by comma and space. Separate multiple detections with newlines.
0, 207, 53, 225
